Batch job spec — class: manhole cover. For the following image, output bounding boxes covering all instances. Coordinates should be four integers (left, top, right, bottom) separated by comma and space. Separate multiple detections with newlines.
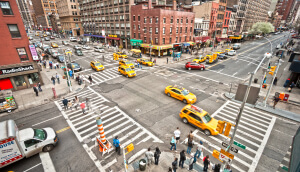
135, 109, 141, 112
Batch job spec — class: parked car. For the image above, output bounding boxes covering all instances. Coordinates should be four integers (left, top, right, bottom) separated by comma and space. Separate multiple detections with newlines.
50, 36, 55, 39
82, 45, 90, 49
74, 45, 81, 50
228, 50, 237, 56
232, 43, 241, 50
67, 62, 83, 72
94, 46, 104, 53
217, 53, 228, 60
44, 37, 50, 41
75, 49, 83, 56
42, 44, 51, 51
78, 40, 86, 45
62, 40, 69, 45
57, 55, 65, 63
70, 37, 77, 42
185, 62, 205, 70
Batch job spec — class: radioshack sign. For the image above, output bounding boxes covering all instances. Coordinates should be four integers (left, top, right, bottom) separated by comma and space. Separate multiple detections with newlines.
0, 65, 34, 75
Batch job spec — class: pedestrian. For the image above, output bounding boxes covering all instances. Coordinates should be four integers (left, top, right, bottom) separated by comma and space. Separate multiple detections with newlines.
170, 136, 176, 151
187, 138, 194, 154
51, 76, 56, 85
86, 98, 92, 111
37, 82, 42, 92
284, 78, 290, 87
179, 150, 186, 168
33, 85, 38, 96
168, 167, 172, 172
140, 52, 142, 58
88, 75, 93, 84
49, 61, 53, 69
145, 147, 154, 165
150, 57, 152, 62
195, 141, 203, 158
188, 153, 196, 171
213, 163, 221, 172
113, 136, 121, 155
74, 96, 79, 110
187, 130, 193, 142
174, 127, 181, 144
154, 59, 156, 64
56, 73, 60, 84
273, 77, 278, 86
68, 100, 73, 110
224, 165, 232, 172
289, 82, 295, 92
167, 57, 169, 64
154, 147, 161, 165
172, 158, 178, 172
80, 102, 86, 114
203, 155, 210, 172
62, 97, 68, 110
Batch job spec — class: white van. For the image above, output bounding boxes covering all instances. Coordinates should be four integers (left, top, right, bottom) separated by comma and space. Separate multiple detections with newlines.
228, 50, 236, 56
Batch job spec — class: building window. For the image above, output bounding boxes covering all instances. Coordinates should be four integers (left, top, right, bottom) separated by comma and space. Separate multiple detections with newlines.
155, 27, 158, 34
138, 16, 140, 21
155, 38, 158, 44
190, 27, 192, 32
177, 19, 179, 23
181, 18, 183, 23
138, 33, 140, 39
163, 18, 166, 23
16, 48, 29, 61
189, 36, 191, 41
163, 27, 165, 34
8, 24, 21, 38
134, 33, 136, 38
144, 27, 147, 33
144, 17, 146, 23
191, 19, 193, 24
170, 16, 173, 23
13, 75, 26, 87
149, 27, 152, 33
162, 38, 165, 44
176, 37, 178, 43
185, 36, 186, 41
185, 27, 187, 33
150, 18, 152, 23
133, 16, 135, 21
176, 27, 178, 33
170, 27, 172, 34
186, 18, 188, 23
169, 37, 172, 44
0, 1, 13, 15
180, 27, 182, 33
133, 24, 136, 29
138, 25, 140, 30
179, 37, 181, 42
144, 37, 147, 43
156, 17, 158, 23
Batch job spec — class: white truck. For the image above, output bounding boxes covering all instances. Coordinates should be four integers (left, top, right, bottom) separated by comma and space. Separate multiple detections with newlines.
0, 120, 58, 168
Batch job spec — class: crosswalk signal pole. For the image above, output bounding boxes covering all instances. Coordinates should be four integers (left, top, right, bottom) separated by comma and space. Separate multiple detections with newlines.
63, 52, 72, 92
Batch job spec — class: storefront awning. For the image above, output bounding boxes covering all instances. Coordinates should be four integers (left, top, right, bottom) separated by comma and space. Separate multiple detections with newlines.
106, 37, 120, 40
0, 78, 13, 90
194, 36, 210, 43
83, 34, 105, 38
130, 39, 143, 46
183, 43, 190, 46
140, 44, 172, 50
187, 42, 195, 46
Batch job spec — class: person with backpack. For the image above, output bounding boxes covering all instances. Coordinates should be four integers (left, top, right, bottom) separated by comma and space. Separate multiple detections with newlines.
172, 158, 178, 172
62, 97, 68, 110
170, 136, 176, 151
188, 153, 196, 171
187, 139, 194, 154
203, 155, 210, 172
179, 150, 186, 168
154, 147, 161, 165
113, 136, 121, 155
187, 130, 194, 142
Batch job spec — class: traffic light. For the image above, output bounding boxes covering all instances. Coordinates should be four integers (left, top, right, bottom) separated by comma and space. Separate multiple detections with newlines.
224, 122, 233, 137
216, 121, 225, 134
212, 149, 221, 160
269, 66, 276, 75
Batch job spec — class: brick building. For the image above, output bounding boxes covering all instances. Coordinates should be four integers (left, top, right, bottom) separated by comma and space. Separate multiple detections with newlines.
0, 0, 42, 91
221, 9, 231, 38
216, 0, 227, 38
31, 0, 58, 29
276, 0, 295, 24
131, 0, 195, 57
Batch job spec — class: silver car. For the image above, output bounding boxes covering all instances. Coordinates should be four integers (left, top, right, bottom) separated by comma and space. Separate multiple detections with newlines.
94, 46, 104, 53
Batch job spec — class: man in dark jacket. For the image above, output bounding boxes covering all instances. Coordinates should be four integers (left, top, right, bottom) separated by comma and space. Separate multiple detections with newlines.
172, 158, 178, 172
62, 97, 68, 110
33, 86, 38, 96
203, 155, 210, 172
179, 150, 186, 168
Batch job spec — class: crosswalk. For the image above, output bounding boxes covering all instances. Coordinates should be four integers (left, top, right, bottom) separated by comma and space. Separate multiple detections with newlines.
54, 87, 163, 172
81, 67, 120, 85
191, 101, 276, 172
276, 146, 291, 172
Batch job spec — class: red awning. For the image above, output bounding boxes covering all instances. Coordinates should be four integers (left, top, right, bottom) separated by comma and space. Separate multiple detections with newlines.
0, 78, 13, 90
106, 37, 120, 40
194, 36, 211, 43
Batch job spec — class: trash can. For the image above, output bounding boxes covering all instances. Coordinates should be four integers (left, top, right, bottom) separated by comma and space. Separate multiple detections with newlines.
254, 78, 258, 83
139, 159, 146, 171
283, 94, 289, 101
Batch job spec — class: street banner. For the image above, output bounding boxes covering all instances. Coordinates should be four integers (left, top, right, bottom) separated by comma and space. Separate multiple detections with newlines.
29, 45, 39, 60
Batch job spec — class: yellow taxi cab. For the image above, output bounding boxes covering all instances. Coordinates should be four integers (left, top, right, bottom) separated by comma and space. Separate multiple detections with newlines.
137, 58, 154, 66
35, 33, 40, 36
131, 49, 141, 58
179, 104, 219, 136
215, 51, 225, 54
51, 42, 58, 48
43, 34, 47, 37
90, 61, 105, 71
165, 85, 196, 104
113, 52, 128, 60
206, 53, 218, 64
192, 55, 206, 63
119, 59, 134, 69
224, 47, 233, 54
118, 65, 136, 78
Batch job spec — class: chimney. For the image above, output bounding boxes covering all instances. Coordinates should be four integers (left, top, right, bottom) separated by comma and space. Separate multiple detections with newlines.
148, 0, 152, 9
173, 0, 176, 11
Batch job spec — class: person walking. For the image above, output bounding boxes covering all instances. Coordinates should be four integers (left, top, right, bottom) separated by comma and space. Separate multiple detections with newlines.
179, 150, 186, 168
80, 102, 86, 114
51, 76, 56, 85
88, 75, 93, 84
145, 148, 154, 166
49, 61, 53, 69
62, 97, 68, 110
170, 136, 176, 151
167, 57, 169, 64
188, 153, 196, 171
37, 82, 42, 92
195, 141, 203, 159
213, 164, 221, 172
187, 138, 194, 154
187, 130, 194, 142
56, 73, 60, 84
113, 136, 121, 155
33, 85, 39, 96
203, 155, 210, 172
224, 165, 232, 172
174, 127, 181, 144
154, 147, 161, 165
273, 77, 278, 86
74, 96, 79, 110
289, 82, 295, 92
273, 96, 280, 109
172, 158, 178, 172
68, 100, 73, 110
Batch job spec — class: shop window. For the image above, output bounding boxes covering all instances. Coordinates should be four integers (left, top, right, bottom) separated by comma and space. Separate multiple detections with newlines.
27, 73, 39, 84
0, 1, 14, 15
16, 48, 29, 62
7, 24, 21, 38
13, 76, 26, 87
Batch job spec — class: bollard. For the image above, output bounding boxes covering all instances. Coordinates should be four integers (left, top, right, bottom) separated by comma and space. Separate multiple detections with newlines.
95, 116, 111, 156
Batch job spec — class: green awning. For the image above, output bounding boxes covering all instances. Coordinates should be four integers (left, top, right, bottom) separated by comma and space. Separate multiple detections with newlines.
130, 39, 143, 46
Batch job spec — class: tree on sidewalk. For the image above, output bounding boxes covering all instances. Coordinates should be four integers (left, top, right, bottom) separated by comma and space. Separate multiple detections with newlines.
249, 22, 275, 36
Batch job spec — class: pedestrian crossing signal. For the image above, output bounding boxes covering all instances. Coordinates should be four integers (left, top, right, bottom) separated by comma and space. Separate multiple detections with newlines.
217, 121, 225, 134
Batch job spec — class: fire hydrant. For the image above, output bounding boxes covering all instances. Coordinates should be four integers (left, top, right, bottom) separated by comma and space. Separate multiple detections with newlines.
52, 87, 57, 99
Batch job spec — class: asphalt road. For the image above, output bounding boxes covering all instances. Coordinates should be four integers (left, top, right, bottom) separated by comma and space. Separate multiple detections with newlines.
1, 32, 298, 172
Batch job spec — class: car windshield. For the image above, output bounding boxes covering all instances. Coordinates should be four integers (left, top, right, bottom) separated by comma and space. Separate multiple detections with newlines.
76, 50, 81, 53
202, 113, 212, 123
125, 68, 132, 72
72, 63, 80, 68
181, 90, 189, 96
144, 60, 149, 62
95, 63, 102, 66
33, 129, 46, 140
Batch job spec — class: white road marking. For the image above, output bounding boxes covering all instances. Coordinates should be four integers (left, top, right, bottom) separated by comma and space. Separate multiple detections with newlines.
23, 163, 42, 172
211, 101, 230, 117
206, 69, 244, 80
39, 152, 56, 172
128, 149, 147, 164
232, 72, 238, 76
103, 158, 117, 169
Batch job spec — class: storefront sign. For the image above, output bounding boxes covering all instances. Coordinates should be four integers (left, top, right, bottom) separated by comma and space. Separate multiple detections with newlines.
29, 45, 39, 61
108, 35, 118, 38
173, 44, 182, 48
0, 65, 34, 75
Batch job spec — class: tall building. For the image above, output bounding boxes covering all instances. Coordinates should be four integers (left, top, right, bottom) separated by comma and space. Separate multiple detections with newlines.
15, 0, 34, 30
79, 0, 133, 48
216, 0, 227, 37
56, 0, 83, 36
275, 0, 295, 24
0, 0, 42, 91
31, 0, 58, 29
287, 0, 300, 25
227, 0, 247, 34
131, 0, 195, 56
227, 6, 237, 35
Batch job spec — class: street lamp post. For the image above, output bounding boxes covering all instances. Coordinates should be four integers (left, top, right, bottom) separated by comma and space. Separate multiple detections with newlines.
62, 49, 72, 92
259, 53, 272, 90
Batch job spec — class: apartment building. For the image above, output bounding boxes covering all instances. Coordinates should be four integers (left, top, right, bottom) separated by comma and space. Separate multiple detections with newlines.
227, 6, 237, 35
15, 0, 34, 29
79, 0, 133, 48
56, 0, 83, 36
227, 0, 247, 34
276, 0, 296, 24
31, 0, 58, 29
216, 0, 227, 37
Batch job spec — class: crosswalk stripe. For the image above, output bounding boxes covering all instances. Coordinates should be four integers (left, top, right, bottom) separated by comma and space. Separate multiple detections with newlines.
228, 101, 273, 119
106, 123, 134, 139
73, 106, 112, 126
119, 128, 141, 142
121, 131, 146, 148
90, 73, 103, 83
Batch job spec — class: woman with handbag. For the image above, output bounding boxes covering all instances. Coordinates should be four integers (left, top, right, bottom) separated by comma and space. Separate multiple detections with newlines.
170, 137, 176, 151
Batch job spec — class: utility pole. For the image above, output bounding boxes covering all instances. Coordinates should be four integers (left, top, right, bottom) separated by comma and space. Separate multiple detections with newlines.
259, 53, 272, 90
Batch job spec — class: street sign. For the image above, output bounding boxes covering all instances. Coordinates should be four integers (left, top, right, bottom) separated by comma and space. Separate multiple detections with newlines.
220, 149, 234, 159
219, 153, 230, 162
221, 142, 239, 153
234, 141, 246, 149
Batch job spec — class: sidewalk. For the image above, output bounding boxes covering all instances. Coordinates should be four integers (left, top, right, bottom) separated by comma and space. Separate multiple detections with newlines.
0, 62, 85, 117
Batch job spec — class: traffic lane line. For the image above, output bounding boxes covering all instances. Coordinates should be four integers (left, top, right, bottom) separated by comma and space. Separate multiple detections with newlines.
23, 163, 42, 172
56, 126, 71, 134
39, 152, 56, 172
32, 115, 63, 127
207, 35, 285, 69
